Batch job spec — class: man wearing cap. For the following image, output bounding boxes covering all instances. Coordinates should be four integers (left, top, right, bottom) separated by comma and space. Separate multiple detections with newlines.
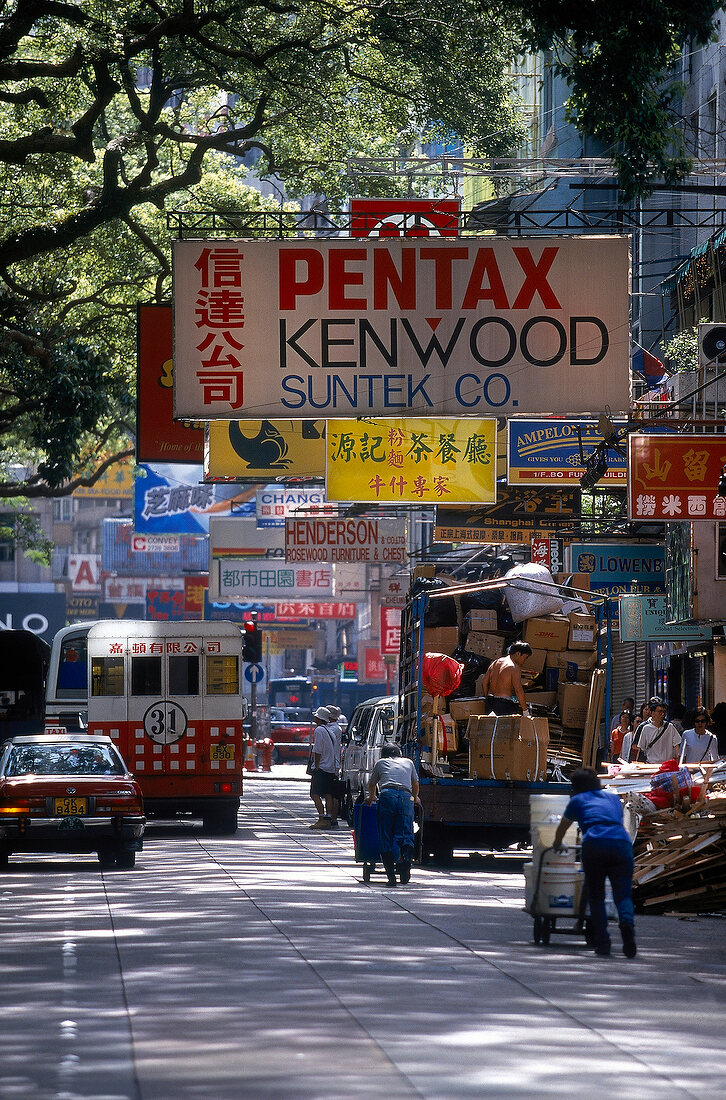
324, 705, 344, 826
309, 706, 339, 829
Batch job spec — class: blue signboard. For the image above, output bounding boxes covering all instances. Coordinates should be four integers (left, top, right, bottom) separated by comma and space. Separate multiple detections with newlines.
507, 419, 628, 486
569, 543, 665, 597
134, 464, 255, 536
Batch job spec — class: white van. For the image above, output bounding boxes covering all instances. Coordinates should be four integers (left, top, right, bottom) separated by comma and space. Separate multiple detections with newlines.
340, 695, 399, 824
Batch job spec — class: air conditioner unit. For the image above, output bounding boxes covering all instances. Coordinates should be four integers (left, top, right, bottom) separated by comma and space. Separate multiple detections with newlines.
697, 322, 726, 368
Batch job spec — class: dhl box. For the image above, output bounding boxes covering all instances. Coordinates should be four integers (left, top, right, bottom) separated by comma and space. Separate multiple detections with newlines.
467, 714, 548, 781
546, 649, 597, 683
448, 698, 491, 722
568, 611, 597, 650
466, 609, 498, 633
422, 714, 458, 754
422, 626, 459, 656
557, 682, 590, 727
465, 631, 506, 661
522, 616, 570, 651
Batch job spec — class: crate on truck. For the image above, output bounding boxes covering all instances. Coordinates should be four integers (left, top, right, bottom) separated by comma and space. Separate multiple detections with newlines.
399, 572, 611, 861
47, 620, 247, 834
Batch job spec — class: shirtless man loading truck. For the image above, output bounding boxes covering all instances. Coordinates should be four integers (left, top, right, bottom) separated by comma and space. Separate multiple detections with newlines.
481, 641, 532, 717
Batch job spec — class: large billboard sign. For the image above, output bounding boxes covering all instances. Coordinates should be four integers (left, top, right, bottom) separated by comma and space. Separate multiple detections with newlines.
173, 237, 630, 420
137, 304, 204, 463
435, 489, 580, 544
629, 434, 726, 521
568, 543, 665, 597
205, 419, 327, 480
285, 516, 407, 565
326, 417, 496, 503
507, 418, 628, 485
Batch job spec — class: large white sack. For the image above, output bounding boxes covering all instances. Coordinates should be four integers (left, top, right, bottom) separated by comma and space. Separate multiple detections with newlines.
504, 563, 564, 623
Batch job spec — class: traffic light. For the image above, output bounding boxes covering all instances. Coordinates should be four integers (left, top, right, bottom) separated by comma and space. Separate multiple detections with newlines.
242, 619, 262, 663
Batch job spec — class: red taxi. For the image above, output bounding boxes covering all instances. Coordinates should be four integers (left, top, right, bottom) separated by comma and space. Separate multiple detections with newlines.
0, 734, 145, 869
268, 707, 312, 763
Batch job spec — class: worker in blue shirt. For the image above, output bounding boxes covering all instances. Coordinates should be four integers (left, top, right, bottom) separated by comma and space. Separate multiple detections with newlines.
553, 767, 637, 958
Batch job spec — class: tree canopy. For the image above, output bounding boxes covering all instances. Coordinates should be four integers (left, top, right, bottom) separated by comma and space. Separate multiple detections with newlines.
0, 0, 719, 514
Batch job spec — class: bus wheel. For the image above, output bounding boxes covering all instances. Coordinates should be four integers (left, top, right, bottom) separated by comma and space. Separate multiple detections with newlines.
115, 848, 136, 870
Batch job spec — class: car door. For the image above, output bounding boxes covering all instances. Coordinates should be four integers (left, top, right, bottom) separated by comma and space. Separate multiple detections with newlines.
342, 704, 374, 796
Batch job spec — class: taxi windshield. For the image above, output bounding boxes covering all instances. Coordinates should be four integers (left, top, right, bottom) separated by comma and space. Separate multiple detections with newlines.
5, 743, 125, 777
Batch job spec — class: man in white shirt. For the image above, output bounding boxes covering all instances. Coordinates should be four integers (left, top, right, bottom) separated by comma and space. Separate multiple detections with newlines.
632, 702, 681, 764
680, 709, 720, 763
309, 707, 339, 829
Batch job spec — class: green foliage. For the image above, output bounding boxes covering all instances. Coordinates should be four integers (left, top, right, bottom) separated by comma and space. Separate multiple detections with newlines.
662, 324, 702, 373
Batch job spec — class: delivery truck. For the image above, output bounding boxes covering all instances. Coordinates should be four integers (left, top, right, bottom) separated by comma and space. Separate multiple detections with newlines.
399, 570, 610, 861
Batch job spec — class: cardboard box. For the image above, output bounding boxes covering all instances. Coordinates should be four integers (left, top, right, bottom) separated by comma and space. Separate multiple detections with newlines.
546, 649, 597, 683
467, 714, 548, 781
466, 608, 498, 633
557, 682, 590, 727
522, 647, 546, 675
465, 631, 505, 661
422, 626, 460, 656
553, 573, 590, 595
568, 611, 597, 650
422, 714, 458, 754
522, 616, 570, 651
413, 565, 435, 581
525, 691, 557, 708
448, 698, 491, 722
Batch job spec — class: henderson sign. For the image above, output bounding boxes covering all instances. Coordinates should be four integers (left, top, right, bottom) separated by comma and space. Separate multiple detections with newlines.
172, 236, 630, 419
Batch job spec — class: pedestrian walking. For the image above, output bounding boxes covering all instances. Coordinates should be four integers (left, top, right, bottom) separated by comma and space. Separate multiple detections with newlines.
631, 700, 681, 764
366, 744, 420, 886
553, 767, 637, 958
679, 708, 720, 764
324, 704, 344, 825
308, 706, 339, 829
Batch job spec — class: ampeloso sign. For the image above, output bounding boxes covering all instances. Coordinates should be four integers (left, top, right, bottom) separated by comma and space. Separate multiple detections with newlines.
173, 237, 630, 418
285, 517, 407, 565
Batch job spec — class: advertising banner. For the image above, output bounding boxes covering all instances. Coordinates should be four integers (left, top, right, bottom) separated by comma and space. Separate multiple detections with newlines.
66, 594, 99, 622
210, 558, 333, 601
381, 575, 408, 608
357, 645, 387, 684
285, 516, 407, 565
146, 588, 186, 621
257, 485, 332, 527
184, 575, 208, 618
436, 489, 580, 544
350, 198, 460, 237
619, 595, 712, 642
204, 596, 278, 623
275, 601, 357, 620
103, 519, 208, 575
380, 606, 402, 655
134, 464, 255, 535
173, 236, 630, 420
629, 434, 726, 521
568, 543, 665, 597
326, 417, 496, 503
73, 458, 134, 499
531, 537, 566, 573
205, 419, 327, 480
136, 303, 204, 463
69, 554, 101, 592
209, 517, 285, 562
507, 418, 627, 485
0, 592, 66, 643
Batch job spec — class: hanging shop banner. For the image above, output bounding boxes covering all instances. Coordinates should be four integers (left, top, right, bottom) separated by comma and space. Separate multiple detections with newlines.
73, 457, 134, 499
184, 575, 208, 618
134, 464, 255, 535
436, 489, 580, 544
357, 645, 387, 684
350, 198, 460, 237
210, 558, 333, 601
285, 516, 407, 565
568, 543, 665, 597
531, 537, 566, 573
325, 417, 496, 503
629, 434, 726, 521
380, 606, 402, 655
205, 419, 327, 480
507, 418, 628, 485
69, 554, 101, 592
275, 601, 357, 620
204, 596, 278, 624
257, 486, 332, 527
173, 236, 630, 420
66, 594, 99, 622
147, 588, 186, 621
619, 594, 712, 642
381, 575, 408, 608
209, 517, 285, 563
136, 304, 204, 463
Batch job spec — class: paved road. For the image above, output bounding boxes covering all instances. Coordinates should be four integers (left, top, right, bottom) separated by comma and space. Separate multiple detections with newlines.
1, 773, 725, 1099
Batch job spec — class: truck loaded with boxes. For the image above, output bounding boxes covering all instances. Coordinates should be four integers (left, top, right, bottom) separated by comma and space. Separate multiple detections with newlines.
399, 565, 608, 860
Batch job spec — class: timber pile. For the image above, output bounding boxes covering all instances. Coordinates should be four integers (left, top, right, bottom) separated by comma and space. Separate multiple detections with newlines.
601, 762, 726, 914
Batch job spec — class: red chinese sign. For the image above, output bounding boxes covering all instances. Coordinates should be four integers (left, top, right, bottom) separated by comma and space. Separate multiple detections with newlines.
380, 607, 402, 655
350, 198, 460, 237
274, 601, 357, 620
137, 304, 204, 462
628, 434, 726, 521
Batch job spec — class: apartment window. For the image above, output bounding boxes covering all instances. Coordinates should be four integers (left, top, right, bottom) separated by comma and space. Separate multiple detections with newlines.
53, 498, 73, 522
0, 513, 15, 562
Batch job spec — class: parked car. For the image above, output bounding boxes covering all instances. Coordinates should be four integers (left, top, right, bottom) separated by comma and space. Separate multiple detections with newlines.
340, 695, 399, 824
267, 706, 312, 763
0, 734, 145, 870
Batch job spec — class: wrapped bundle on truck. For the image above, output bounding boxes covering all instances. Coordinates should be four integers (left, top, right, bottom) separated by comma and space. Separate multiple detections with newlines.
399, 572, 611, 861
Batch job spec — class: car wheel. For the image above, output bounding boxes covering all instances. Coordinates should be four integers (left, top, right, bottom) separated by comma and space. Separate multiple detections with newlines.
0, 847, 9, 870
98, 847, 116, 869
272, 747, 280, 765
344, 786, 355, 826
115, 848, 136, 870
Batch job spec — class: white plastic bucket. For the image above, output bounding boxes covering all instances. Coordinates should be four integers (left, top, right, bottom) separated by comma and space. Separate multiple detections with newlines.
529, 793, 570, 825
524, 861, 583, 916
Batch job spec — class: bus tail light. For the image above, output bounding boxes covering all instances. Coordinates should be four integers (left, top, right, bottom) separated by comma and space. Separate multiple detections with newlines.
213, 782, 238, 794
